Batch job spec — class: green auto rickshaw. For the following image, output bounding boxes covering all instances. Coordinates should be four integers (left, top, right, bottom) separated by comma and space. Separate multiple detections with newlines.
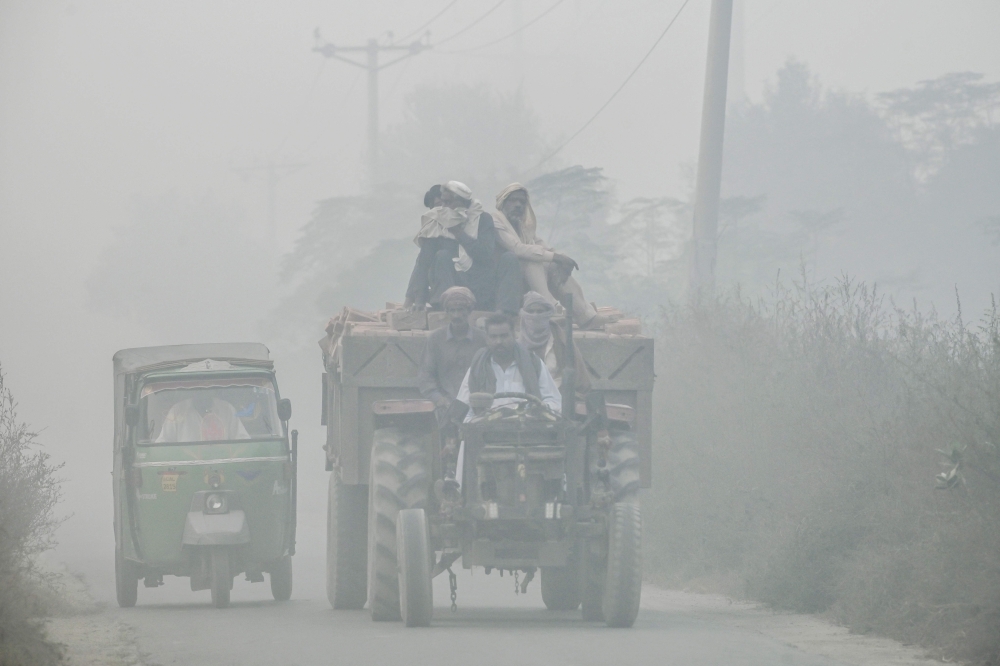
112, 343, 297, 608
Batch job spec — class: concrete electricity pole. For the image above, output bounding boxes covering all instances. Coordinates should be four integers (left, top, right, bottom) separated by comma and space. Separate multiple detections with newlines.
233, 159, 308, 245
313, 32, 431, 190
689, 0, 734, 300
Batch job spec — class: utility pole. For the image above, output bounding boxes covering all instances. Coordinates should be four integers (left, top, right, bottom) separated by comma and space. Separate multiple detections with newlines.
314, 32, 431, 190
689, 0, 734, 301
233, 160, 307, 245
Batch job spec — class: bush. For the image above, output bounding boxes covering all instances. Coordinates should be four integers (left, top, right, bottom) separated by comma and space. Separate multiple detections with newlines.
0, 364, 64, 666
646, 278, 1000, 664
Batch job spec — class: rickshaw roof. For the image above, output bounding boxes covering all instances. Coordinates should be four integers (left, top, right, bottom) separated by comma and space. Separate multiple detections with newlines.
113, 343, 271, 376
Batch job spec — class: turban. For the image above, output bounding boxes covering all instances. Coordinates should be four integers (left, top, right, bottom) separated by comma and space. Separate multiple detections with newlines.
443, 180, 473, 202
495, 183, 539, 245
441, 286, 476, 309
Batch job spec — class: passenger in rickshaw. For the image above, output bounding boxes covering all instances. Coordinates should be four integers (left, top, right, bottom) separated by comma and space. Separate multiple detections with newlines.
155, 393, 251, 442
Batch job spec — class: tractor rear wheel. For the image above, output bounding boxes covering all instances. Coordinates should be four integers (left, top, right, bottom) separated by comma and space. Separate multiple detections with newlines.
210, 547, 231, 609
367, 428, 430, 622
115, 548, 138, 608
326, 472, 368, 609
397, 508, 433, 627
602, 503, 642, 627
589, 429, 641, 504
270, 555, 293, 601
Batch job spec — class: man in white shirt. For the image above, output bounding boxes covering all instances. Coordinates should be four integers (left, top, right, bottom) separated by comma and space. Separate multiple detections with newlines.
455, 312, 561, 419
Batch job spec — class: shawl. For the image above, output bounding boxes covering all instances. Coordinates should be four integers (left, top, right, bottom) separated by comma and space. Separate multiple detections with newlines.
413, 201, 483, 272
518, 291, 555, 352
494, 183, 540, 245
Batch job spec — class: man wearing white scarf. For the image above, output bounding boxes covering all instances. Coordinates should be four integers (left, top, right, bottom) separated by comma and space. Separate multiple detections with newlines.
494, 183, 604, 328
405, 181, 523, 314
518, 291, 591, 396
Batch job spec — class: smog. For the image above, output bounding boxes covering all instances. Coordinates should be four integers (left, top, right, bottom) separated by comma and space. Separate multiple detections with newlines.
1, 2, 998, 664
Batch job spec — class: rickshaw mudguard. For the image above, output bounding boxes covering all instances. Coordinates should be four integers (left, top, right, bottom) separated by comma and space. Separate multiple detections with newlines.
182, 510, 250, 546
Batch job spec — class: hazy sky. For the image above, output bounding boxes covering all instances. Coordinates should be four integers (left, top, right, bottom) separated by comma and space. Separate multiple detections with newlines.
1, 0, 998, 585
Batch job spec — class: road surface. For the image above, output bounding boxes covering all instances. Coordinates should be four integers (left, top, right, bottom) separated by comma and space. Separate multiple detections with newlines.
54, 548, 940, 666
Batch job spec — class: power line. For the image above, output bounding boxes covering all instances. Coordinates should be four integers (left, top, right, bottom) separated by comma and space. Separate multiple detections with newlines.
392, 0, 460, 44
443, 0, 565, 53
435, 0, 507, 46
524, 0, 693, 174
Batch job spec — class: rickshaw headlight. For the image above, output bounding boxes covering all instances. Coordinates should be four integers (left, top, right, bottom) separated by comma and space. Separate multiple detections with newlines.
204, 493, 228, 514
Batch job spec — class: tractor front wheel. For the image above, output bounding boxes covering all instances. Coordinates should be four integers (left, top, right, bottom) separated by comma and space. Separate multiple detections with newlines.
602, 503, 642, 627
396, 508, 433, 627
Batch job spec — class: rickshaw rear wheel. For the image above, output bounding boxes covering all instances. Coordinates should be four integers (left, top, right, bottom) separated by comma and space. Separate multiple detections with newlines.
115, 548, 138, 608
270, 555, 293, 601
210, 547, 231, 608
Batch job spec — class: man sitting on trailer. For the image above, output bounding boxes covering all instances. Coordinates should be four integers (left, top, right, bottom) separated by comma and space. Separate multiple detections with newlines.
404, 181, 522, 315
455, 312, 561, 419
416, 286, 487, 417
494, 183, 608, 329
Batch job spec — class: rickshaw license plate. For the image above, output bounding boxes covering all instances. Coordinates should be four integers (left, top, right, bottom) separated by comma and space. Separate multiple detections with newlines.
160, 472, 180, 492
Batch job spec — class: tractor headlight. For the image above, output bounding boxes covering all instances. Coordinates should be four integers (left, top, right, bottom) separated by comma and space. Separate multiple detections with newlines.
204, 493, 228, 514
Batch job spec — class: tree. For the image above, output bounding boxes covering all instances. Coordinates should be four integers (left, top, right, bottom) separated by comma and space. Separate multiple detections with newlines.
878, 72, 1000, 179
379, 84, 548, 200
275, 84, 554, 331
87, 193, 277, 343
720, 59, 917, 297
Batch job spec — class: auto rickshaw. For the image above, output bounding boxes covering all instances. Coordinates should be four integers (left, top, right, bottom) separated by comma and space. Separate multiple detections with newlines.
112, 343, 297, 608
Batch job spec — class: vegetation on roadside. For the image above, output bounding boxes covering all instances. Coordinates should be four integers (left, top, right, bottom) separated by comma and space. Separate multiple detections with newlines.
644, 279, 1000, 665
0, 365, 64, 666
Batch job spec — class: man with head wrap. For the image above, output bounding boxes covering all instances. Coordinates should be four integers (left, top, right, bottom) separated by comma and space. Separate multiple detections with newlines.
417, 286, 488, 414
518, 291, 591, 398
494, 183, 607, 329
405, 181, 522, 315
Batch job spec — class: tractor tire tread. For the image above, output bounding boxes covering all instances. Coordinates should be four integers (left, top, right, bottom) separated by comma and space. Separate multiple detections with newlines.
368, 428, 429, 622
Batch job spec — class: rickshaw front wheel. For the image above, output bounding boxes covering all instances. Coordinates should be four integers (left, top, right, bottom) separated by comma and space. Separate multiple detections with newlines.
115, 548, 138, 608
210, 547, 232, 608
270, 555, 293, 601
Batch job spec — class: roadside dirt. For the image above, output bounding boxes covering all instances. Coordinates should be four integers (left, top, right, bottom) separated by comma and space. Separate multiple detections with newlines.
643, 586, 949, 666
42, 560, 152, 666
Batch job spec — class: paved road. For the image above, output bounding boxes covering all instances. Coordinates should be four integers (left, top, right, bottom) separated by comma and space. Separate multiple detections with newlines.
99, 556, 887, 666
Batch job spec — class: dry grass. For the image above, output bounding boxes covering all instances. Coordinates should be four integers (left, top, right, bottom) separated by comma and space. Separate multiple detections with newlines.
644, 278, 1000, 665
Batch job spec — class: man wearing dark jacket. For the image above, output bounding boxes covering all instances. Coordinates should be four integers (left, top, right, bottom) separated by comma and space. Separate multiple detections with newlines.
406, 181, 522, 315
455, 312, 561, 418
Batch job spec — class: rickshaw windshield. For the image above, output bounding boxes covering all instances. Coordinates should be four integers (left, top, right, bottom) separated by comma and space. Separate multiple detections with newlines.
138, 377, 282, 443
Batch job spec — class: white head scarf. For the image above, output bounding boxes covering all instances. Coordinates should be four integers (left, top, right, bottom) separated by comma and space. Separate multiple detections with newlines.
495, 183, 539, 244
518, 291, 555, 352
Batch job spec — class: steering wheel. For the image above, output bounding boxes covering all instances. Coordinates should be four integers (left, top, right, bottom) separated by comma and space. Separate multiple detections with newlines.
491, 392, 547, 409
